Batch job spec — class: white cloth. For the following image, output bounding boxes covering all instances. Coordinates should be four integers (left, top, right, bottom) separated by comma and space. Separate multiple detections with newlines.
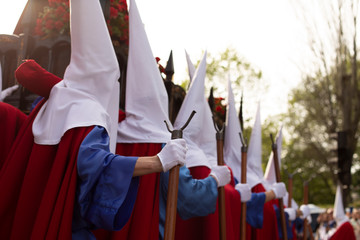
1, 85, 19, 101
235, 183, 252, 202
285, 208, 296, 221
210, 165, 231, 187
300, 204, 310, 219
224, 77, 244, 182
246, 102, 264, 188
271, 182, 286, 199
333, 184, 349, 226
32, 0, 120, 153
283, 192, 299, 209
117, 0, 171, 144
174, 51, 217, 168
263, 125, 283, 189
185, 50, 196, 82
157, 139, 187, 172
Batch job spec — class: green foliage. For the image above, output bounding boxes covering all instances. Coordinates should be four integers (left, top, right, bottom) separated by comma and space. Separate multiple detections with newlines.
193, 47, 264, 100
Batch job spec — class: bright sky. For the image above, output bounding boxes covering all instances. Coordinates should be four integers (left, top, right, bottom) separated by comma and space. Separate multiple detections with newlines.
0, 0, 311, 125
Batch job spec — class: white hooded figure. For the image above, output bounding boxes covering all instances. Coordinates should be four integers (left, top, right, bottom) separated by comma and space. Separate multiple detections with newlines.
185, 50, 196, 84
333, 185, 349, 227
175, 51, 217, 169
32, 0, 120, 152
246, 102, 266, 188
117, 0, 171, 144
263, 125, 283, 190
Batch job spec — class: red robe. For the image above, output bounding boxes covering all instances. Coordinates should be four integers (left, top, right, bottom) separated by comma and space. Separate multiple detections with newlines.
0, 102, 27, 169
174, 165, 242, 240
249, 183, 280, 240
330, 221, 356, 240
93, 111, 162, 240
0, 100, 93, 239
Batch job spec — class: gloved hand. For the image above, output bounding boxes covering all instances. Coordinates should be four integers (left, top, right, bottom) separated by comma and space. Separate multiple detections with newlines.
270, 182, 286, 199
285, 208, 296, 221
300, 204, 310, 219
235, 183, 252, 202
307, 215, 312, 224
209, 165, 231, 187
157, 139, 187, 172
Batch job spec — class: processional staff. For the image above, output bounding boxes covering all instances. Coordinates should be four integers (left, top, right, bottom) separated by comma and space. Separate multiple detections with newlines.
239, 132, 247, 240
270, 134, 288, 240
213, 119, 227, 240
163, 110, 196, 240
303, 180, 314, 240
286, 169, 300, 208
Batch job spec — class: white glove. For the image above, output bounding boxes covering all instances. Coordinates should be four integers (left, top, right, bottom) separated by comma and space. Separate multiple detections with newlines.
300, 204, 310, 219
209, 165, 231, 187
235, 183, 252, 202
307, 215, 312, 224
271, 182, 286, 199
285, 208, 296, 221
157, 139, 187, 172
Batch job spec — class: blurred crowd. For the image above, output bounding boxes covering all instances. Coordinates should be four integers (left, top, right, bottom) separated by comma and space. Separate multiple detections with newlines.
314, 208, 360, 240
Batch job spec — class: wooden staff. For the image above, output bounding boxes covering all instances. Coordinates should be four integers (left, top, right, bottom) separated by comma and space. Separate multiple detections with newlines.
270, 134, 288, 240
302, 181, 314, 240
163, 110, 196, 240
239, 132, 247, 240
287, 174, 293, 208
213, 120, 226, 240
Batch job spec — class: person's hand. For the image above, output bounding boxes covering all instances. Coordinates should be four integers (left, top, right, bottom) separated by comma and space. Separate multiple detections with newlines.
285, 208, 296, 221
300, 204, 311, 219
270, 182, 286, 199
209, 165, 231, 187
235, 183, 252, 202
157, 139, 187, 172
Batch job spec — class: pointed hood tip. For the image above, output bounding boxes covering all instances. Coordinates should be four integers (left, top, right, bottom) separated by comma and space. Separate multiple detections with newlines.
333, 184, 348, 225
117, 0, 171, 144
175, 52, 216, 168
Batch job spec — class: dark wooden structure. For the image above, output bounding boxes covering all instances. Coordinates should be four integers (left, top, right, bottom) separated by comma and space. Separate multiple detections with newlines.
1, 0, 127, 113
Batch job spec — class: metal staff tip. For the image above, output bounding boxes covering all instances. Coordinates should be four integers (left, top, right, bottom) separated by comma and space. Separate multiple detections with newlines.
164, 110, 196, 139
212, 116, 224, 140
239, 132, 247, 147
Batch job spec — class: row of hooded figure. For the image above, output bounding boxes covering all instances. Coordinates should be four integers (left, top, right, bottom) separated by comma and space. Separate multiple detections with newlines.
0, 0, 354, 239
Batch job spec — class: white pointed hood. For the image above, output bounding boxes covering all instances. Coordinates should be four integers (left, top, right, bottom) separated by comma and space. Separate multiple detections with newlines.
185, 50, 196, 82
174, 51, 217, 168
224, 77, 245, 181
117, 0, 171, 143
333, 184, 348, 227
247, 102, 264, 187
32, 0, 120, 152
263, 125, 283, 190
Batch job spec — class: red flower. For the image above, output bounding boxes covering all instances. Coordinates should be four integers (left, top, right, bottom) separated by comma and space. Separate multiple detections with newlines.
45, 19, 55, 30
55, 6, 66, 16
62, 12, 69, 22
110, 6, 119, 18
216, 106, 223, 113
36, 18, 43, 25
155, 57, 161, 63
55, 20, 64, 30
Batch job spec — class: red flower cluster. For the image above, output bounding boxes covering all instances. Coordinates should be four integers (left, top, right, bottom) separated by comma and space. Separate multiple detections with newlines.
155, 57, 166, 75
214, 97, 226, 115
34, 0, 70, 38
107, 0, 129, 45
34, 0, 129, 45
